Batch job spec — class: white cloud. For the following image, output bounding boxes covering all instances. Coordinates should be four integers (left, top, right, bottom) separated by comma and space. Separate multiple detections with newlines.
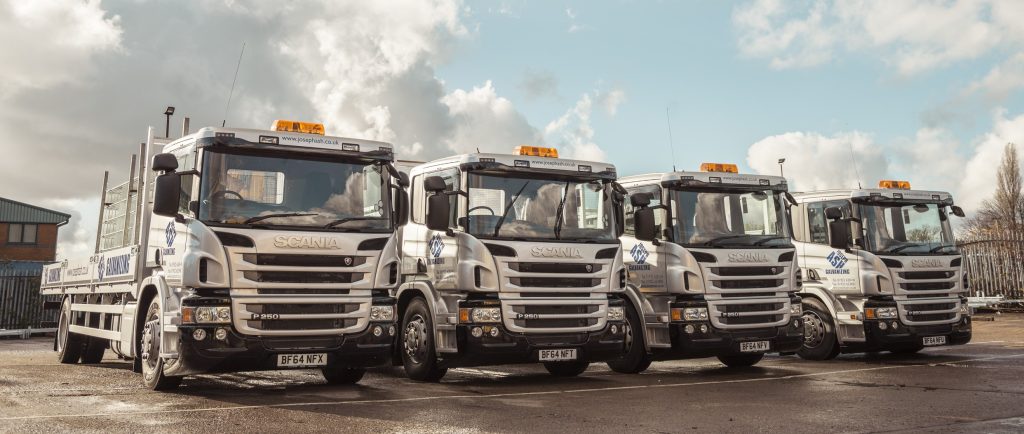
733, 0, 1020, 75
566, 7, 583, 33
958, 109, 1024, 211
599, 88, 627, 116
544, 93, 606, 162
0, 0, 123, 98
439, 81, 539, 155
964, 52, 1024, 103
746, 130, 888, 191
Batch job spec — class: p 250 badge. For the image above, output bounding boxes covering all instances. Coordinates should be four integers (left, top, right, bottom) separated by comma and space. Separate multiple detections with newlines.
250, 313, 280, 320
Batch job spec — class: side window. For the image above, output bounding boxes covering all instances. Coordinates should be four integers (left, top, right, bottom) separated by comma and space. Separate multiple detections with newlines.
791, 203, 807, 242
175, 151, 198, 216
414, 168, 460, 227
411, 175, 423, 224
807, 202, 827, 244
623, 185, 662, 237
437, 169, 461, 227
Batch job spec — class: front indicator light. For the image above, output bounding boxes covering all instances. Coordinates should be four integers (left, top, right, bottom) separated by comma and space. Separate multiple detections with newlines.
607, 306, 625, 322
370, 305, 395, 321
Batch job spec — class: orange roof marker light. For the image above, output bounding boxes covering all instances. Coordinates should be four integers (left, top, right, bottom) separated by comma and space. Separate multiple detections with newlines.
272, 120, 325, 135
878, 180, 911, 190
700, 162, 739, 173
513, 145, 559, 158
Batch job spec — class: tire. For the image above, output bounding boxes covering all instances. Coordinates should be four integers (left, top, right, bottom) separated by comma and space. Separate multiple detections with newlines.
717, 353, 765, 368
80, 337, 107, 364
400, 298, 447, 382
891, 345, 923, 355
56, 298, 84, 364
140, 299, 182, 391
798, 298, 840, 361
543, 361, 590, 377
321, 366, 366, 385
606, 303, 652, 374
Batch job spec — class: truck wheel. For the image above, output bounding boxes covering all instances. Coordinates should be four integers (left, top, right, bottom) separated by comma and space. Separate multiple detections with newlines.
56, 298, 84, 364
798, 298, 840, 361
717, 353, 764, 368
140, 299, 182, 391
80, 337, 107, 364
400, 298, 447, 382
544, 361, 590, 377
606, 304, 652, 374
321, 366, 366, 384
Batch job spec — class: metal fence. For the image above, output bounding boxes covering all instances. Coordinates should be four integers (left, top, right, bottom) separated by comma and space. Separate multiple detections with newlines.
0, 261, 58, 331
958, 229, 1024, 300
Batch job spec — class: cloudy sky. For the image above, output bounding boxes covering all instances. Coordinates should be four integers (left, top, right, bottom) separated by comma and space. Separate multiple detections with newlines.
2, 0, 1023, 259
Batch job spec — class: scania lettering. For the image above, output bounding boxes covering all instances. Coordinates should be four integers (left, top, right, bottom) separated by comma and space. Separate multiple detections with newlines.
613, 163, 803, 372
395, 146, 628, 381
788, 180, 971, 359
40, 120, 406, 390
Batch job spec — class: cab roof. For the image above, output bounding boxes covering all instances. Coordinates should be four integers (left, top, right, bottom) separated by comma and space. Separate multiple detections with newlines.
161, 126, 393, 156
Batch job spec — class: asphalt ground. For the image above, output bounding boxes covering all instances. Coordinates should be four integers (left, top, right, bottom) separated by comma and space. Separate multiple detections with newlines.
1, 314, 1023, 433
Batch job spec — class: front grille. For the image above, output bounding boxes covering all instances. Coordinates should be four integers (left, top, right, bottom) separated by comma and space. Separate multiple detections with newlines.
519, 292, 593, 298
522, 305, 598, 315
252, 318, 358, 331
256, 288, 351, 295
250, 303, 360, 315
509, 263, 602, 273
899, 271, 955, 279
243, 271, 361, 284
713, 267, 784, 277
900, 281, 954, 291
720, 315, 781, 325
509, 277, 600, 288
721, 292, 777, 298
502, 299, 606, 333
514, 318, 596, 328
909, 302, 957, 312
245, 254, 366, 267
899, 299, 959, 325
719, 302, 784, 313
906, 313, 954, 322
715, 279, 783, 289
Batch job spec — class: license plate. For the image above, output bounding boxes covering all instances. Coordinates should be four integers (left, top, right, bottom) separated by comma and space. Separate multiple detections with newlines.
538, 348, 577, 361
739, 341, 771, 353
922, 336, 947, 346
277, 353, 328, 367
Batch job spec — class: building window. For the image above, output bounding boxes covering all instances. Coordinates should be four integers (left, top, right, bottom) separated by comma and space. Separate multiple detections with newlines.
7, 223, 38, 244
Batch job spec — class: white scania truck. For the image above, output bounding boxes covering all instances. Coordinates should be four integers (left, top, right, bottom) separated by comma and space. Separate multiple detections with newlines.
613, 163, 804, 371
41, 121, 406, 389
395, 146, 628, 381
789, 180, 971, 359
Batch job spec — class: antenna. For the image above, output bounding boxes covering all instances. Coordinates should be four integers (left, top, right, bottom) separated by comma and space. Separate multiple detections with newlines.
847, 138, 863, 189
221, 42, 246, 127
665, 107, 678, 172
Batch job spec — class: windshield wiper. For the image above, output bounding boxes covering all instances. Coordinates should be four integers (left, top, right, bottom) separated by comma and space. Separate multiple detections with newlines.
884, 244, 921, 254
752, 236, 790, 246
243, 213, 319, 224
928, 244, 956, 253
324, 216, 387, 229
703, 235, 751, 247
553, 181, 570, 240
493, 181, 531, 237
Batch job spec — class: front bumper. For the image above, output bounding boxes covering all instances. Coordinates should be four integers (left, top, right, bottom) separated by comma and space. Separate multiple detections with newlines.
437, 322, 626, 368
655, 299, 804, 359
859, 316, 972, 352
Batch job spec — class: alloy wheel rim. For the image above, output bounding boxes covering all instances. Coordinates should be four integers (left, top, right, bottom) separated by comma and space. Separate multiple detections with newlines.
404, 315, 427, 364
802, 311, 826, 348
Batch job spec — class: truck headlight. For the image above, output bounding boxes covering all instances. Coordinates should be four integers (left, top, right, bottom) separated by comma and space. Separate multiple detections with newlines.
865, 307, 897, 320
182, 306, 231, 324
469, 307, 501, 323
790, 303, 802, 315
607, 306, 624, 322
671, 307, 708, 321
370, 305, 395, 322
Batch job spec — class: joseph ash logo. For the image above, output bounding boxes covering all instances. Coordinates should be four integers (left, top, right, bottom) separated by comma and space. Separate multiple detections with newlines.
165, 221, 176, 247
428, 234, 445, 258
827, 250, 848, 269
630, 243, 649, 265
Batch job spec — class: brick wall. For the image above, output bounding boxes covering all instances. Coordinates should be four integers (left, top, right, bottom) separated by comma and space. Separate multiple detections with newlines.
0, 223, 60, 262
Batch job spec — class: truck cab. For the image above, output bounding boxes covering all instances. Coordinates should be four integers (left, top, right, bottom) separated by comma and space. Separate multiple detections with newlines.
615, 163, 804, 371
42, 121, 406, 389
395, 146, 628, 381
789, 180, 972, 359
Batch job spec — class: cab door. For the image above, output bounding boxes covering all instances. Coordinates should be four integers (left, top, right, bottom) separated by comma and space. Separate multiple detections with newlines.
802, 200, 859, 295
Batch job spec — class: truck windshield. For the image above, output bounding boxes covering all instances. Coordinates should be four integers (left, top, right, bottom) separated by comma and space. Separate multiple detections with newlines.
670, 188, 791, 247
198, 150, 391, 231
464, 173, 616, 242
858, 203, 956, 254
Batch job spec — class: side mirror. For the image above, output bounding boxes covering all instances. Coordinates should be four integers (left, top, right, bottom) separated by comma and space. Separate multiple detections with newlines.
153, 173, 181, 217
828, 219, 850, 250
950, 205, 965, 218
397, 172, 411, 188
426, 192, 451, 231
634, 208, 657, 242
394, 189, 410, 226
152, 153, 178, 172
824, 206, 843, 220
424, 175, 447, 193
630, 192, 652, 208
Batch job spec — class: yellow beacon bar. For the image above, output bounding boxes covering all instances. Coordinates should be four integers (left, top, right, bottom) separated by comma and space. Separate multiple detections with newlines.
878, 180, 911, 190
700, 162, 739, 173
272, 120, 325, 135
514, 146, 559, 158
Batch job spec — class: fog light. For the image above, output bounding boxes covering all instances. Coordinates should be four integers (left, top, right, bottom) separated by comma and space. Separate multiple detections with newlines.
878, 321, 888, 330
471, 327, 483, 338
611, 324, 618, 334
489, 326, 500, 337
699, 324, 709, 333
214, 327, 228, 341
388, 325, 396, 336
372, 325, 383, 337
192, 328, 207, 341
891, 321, 899, 330
792, 319, 800, 328
684, 324, 695, 334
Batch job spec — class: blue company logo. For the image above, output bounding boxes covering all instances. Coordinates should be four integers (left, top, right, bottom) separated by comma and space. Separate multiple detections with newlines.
428, 233, 444, 258
96, 255, 105, 280
630, 243, 649, 265
827, 250, 848, 269
165, 221, 176, 247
